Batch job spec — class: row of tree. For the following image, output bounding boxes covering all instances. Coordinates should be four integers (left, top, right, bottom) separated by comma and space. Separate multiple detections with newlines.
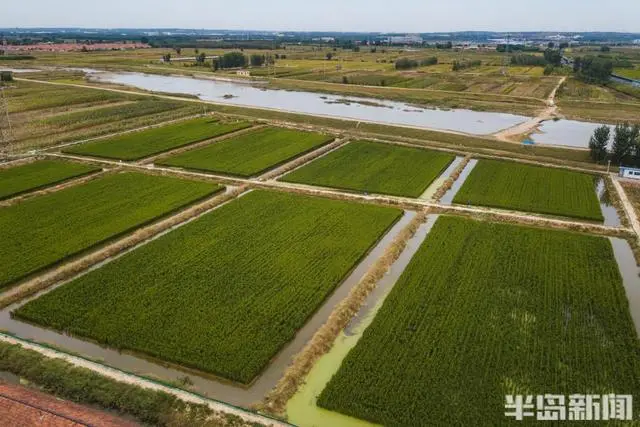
573, 56, 613, 84
452, 60, 481, 71
394, 56, 438, 70
589, 123, 640, 164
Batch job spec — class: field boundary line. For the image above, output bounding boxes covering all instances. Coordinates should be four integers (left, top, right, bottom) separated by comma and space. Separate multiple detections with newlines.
258, 138, 349, 181
0, 333, 289, 427
0, 168, 110, 207
17, 77, 611, 174
39, 113, 208, 152
0, 156, 37, 170
38, 153, 631, 239
271, 77, 548, 103
611, 176, 640, 243
260, 210, 428, 416
0, 186, 246, 309
139, 124, 264, 165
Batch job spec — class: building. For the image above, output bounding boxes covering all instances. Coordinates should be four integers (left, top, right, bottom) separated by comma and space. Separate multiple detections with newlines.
619, 166, 640, 180
236, 70, 251, 77
387, 35, 423, 45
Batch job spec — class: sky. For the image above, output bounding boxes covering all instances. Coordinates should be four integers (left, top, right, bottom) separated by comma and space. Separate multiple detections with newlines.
3, 0, 640, 33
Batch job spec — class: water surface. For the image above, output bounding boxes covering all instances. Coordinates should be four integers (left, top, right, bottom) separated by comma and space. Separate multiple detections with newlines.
90, 71, 530, 135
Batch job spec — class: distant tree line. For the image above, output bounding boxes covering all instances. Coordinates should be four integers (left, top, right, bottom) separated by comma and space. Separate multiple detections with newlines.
452, 59, 481, 71
496, 44, 541, 53
589, 123, 640, 165
394, 56, 438, 70
510, 54, 547, 66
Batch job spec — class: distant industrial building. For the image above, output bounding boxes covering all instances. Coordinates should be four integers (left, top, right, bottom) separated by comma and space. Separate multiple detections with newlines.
387, 35, 423, 45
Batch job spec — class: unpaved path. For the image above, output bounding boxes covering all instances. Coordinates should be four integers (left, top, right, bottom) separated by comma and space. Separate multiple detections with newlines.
40, 151, 630, 239
611, 176, 640, 242
493, 76, 566, 143
0, 333, 287, 427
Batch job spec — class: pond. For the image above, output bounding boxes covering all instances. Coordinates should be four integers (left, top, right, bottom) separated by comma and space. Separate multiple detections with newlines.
89, 71, 530, 136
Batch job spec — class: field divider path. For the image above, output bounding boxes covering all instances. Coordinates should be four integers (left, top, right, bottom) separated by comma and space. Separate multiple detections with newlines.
0, 168, 111, 208
611, 176, 640, 243
138, 124, 266, 165
0, 333, 288, 427
40, 113, 207, 152
0, 185, 248, 309
257, 138, 349, 182
39, 152, 632, 240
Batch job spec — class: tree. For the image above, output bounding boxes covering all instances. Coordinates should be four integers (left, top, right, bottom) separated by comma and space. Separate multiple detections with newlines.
326, 52, 333, 60
588, 125, 610, 162
600, 45, 611, 52
573, 56, 613, 84
395, 58, 419, 70
174, 47, 182, 55
250, 54, 266, 67
195, 52, 206, 65
543, 48, 562, 66
162, 53, 171, 63
611, 123, 636, 163
547, 42, 555, 49
543, 64, 555, 75
218, 52, 247, 69
559, 42, 569, 49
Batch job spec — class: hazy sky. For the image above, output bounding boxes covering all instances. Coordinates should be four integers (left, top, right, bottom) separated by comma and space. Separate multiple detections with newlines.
4, 0, 640, 33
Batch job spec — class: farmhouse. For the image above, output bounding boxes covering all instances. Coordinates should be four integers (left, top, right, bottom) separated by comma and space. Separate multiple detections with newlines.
619, 166, 640, 180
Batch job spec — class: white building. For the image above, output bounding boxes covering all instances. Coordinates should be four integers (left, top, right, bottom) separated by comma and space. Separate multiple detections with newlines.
236, 70, 251, 77
619, 166, 640, 180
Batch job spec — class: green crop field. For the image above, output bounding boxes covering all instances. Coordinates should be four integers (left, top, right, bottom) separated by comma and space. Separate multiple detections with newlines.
282, 141, 455, 197
63, 117, 251, 161
454, 159, 603, 221
318, 216, 640, 425
0, 172, 220, 288
0, 160, 100, 201
157, 127, 333, 177
14, 190, 402, 384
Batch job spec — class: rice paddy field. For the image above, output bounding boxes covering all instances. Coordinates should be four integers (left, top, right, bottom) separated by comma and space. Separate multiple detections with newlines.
13, 190, 402, 384
318, 216, 640, 426
3, 80, 202, 151
453, 159, 603, 221
0, 160, 100, 201
0, 172, 220, 289
282, 141, 455, 197
157, 127, 333, 177
63, 117, 252, 161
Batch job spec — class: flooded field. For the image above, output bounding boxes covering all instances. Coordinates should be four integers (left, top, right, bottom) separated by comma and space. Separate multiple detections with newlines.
89, 71, 530, 135
531, 119, 613, 149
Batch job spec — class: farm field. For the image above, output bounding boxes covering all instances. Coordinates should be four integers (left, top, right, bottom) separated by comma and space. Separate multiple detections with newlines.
157, 127, 333, 177
3, 80, 202, 151
62, 117, 251, 161
282, 140, 454, 197
13, 190, 402, 384
318, 216, 640, 426
0, 172, 220, 288
0, 160, 100, 201
453, 159, 603, 221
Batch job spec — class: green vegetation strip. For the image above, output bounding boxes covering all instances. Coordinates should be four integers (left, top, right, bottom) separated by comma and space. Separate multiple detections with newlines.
158, 126, 334, 177
0, 172, 220, 289
282, 140, 455, 197
0, 160, 100, 201
0, 341, 252, 426
63, 117, 251, 161
454, 159, 603, 221
319, 216, 640, 425
14, 190, 402, 385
